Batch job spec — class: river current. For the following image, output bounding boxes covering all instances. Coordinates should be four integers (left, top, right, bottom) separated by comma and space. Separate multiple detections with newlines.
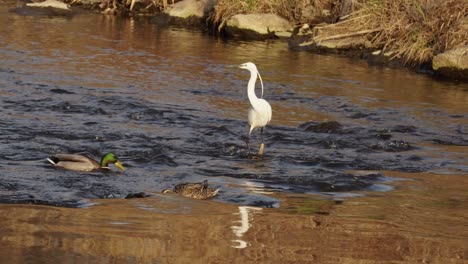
0, 8, 467, 208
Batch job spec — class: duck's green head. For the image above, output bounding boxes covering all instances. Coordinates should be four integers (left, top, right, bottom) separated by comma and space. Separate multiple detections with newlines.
100, 153, 125, 171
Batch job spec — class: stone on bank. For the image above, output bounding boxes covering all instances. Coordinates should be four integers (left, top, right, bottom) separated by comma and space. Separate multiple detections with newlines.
225, 13, 293, 39
432, 46, 468, 80
162, 0, 217, 26
10, 0, 74, 16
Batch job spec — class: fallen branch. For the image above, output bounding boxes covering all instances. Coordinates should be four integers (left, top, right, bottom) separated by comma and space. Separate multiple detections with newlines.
314, 28, 381, 42
144, 2, 153, 9
299, 28, 381, 47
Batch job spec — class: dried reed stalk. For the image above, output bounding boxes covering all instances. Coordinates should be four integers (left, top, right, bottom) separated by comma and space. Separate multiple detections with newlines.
315, 0, 467, 66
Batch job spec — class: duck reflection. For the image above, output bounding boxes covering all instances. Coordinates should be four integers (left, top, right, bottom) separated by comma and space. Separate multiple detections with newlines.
231, 206, 262, 249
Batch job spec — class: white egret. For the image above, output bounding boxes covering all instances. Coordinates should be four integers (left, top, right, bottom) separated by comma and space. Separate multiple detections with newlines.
239, 62, 272, 156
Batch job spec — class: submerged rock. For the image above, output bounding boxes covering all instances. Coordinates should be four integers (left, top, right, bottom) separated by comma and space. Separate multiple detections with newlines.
432, 46, 468, 80
371, 140, 412, 152
125, 192, 151, 199
225, 13, 293, 39
300, 121, 343, 133
375, 133, 392, 140
391, 125, 417, 133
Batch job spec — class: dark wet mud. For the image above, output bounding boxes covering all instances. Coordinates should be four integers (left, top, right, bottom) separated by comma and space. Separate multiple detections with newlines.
0, 7, 467, 208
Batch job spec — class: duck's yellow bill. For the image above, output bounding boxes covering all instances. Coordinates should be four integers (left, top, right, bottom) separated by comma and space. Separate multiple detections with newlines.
115, 161, 126, 171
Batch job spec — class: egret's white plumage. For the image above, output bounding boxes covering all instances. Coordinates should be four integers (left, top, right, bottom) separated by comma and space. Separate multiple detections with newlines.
239, 62, 272, 155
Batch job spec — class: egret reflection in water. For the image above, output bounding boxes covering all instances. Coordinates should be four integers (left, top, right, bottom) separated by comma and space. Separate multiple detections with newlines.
231, 206, 263, 249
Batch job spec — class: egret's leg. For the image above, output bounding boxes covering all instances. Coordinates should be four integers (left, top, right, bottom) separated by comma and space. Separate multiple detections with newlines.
260, 127, 264, 144
247, 126, 254, 155
246, 135, 251, 154
258, 127, 265, 156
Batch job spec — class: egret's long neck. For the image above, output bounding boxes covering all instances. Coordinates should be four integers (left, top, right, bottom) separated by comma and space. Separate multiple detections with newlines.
247, 70, 262, 110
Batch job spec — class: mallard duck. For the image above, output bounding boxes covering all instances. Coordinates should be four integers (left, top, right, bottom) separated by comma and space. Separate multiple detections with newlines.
47, 152, 125, 172
162, 180, 219, 200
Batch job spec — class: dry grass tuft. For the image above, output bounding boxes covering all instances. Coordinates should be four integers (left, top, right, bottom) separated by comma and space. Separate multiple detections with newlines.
89, 0, 173, 14
318, 0, 468, 66
212, 0, 466, 66
369, 0, 467, 65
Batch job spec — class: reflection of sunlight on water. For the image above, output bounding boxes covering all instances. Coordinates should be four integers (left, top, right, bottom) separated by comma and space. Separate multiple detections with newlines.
231, 206, 262, 249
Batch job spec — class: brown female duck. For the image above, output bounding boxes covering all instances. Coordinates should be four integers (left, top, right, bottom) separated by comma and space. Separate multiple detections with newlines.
163, 180, 219, 200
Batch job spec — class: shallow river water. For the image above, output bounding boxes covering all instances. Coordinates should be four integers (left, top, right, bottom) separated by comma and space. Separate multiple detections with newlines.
0, 5, 467, 263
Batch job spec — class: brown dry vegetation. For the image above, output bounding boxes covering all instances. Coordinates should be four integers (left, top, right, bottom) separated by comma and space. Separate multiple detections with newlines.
319, 0, 468, 66
78, 0, 174, 14
210, 0, 334, 26
374, 0, 467, 65
212, 0, 467, 66
210, 0, 367, 28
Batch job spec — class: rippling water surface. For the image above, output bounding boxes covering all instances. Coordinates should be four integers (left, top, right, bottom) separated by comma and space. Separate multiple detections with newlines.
0, 7, 467, 208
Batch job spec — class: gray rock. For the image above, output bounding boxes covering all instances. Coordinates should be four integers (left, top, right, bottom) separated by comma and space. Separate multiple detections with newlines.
164, 0, 217, 18
300, 121, 343, 133
225, 13, 293, 39
78, 0, 102, 5
432, 46, 468, 80
10, 0, 75, 16
289, 22, 373, 51
26, 0, 70, 9
315, 35, 371, 50
290, 34, 371, 51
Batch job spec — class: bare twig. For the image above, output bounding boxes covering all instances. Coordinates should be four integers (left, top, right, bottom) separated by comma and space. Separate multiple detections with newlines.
314, 28, 381, 42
